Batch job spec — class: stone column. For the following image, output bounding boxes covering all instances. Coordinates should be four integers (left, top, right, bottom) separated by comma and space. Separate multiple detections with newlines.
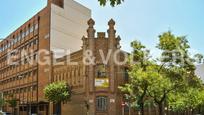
86, 18, 96, 115
86, 18, 95, 93
107, 19, 116, 93
107, 19, 117, 115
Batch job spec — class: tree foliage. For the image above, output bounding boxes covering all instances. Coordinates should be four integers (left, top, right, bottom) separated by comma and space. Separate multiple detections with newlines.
0, 94, 4, 110
119, 40, 152, 115
120, 31, 204, 115
168, 87, 204, 111
44, 82, 72, 103
194, 53, 204, 63
98, 0, 124, 7
7, 99, 17, 108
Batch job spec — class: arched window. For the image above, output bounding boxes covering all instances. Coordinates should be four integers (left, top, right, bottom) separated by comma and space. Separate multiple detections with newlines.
96, 64, 107, 78
96, 96, 108, 112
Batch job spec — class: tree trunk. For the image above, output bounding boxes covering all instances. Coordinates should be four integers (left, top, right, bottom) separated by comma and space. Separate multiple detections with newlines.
191, 109, 194, 115
56, 102, 61, 115
158, 103, 164, 115
141, 102, 144, 115
199, 105, 201, 114
12, 107, 14, 115
139, 86, 147, 115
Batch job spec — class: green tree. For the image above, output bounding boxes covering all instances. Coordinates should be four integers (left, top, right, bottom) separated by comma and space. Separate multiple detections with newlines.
0, 93, 4, 111
120, 40, 153, 115
98, 0, 124, 7
7, 98, 18, 114
148, 31, 204, 115
168, 87, 204, 112
44, 82, 71, 115
120, 31, 204, 115
194, 54, 204, 63
147, 67, 186, 115
147, 31, 196, 115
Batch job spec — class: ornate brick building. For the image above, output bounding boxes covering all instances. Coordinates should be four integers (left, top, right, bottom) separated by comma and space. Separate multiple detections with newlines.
52, 19, 128, 115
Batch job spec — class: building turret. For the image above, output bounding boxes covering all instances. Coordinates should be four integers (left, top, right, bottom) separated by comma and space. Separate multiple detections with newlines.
85, 19, 96, 94
107, 19, 117, 93
107, 19, 116, 38
87, 18, 96, 38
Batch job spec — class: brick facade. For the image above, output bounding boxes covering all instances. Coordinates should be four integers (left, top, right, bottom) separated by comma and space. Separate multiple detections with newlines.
0, 0, 128, 115
0, 4, 50, 115
51, 19, 127, 115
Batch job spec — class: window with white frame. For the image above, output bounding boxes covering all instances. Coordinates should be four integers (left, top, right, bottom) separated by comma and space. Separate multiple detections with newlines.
96, 96, 108, 112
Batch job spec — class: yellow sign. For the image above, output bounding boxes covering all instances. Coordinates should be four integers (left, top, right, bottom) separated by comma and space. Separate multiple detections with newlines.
95, 78, 109, 88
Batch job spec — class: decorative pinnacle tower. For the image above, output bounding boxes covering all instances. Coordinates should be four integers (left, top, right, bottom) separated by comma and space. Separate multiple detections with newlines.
108, 19, 116, 38
87, 18, 96, 38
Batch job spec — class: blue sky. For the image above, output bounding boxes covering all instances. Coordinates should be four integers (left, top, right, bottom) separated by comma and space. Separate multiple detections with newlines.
0, 0, 204, 57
